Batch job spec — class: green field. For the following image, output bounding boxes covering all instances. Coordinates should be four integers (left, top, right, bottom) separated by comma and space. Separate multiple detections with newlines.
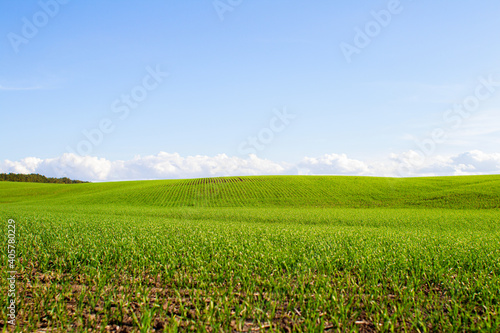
1, 175, 500, 332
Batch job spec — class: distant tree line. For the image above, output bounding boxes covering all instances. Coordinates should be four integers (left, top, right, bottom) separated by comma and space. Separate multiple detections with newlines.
0, 173, 89, 184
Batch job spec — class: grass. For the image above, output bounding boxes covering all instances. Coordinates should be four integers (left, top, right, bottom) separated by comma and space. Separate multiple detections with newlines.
0, 175, 499, 332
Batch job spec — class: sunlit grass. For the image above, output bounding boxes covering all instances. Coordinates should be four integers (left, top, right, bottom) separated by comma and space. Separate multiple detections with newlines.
1, 175, 499, 331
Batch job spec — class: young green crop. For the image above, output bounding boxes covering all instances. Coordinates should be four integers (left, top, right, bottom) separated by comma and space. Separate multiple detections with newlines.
2, 174, 500, 209
0, 175, 499, 331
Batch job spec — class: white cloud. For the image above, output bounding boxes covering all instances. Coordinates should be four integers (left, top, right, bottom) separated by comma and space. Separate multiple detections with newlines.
1, 151, 499, 182
296, 154, 371, 176
388, 150, 500, 177
0, 153, 285, 181
0, 157, 43, 174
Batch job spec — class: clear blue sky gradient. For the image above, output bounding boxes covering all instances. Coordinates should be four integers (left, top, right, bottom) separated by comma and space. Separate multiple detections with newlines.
1, 0, 499, 163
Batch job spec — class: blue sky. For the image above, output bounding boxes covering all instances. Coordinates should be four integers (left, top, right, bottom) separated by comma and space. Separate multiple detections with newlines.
1, 0, 500, 180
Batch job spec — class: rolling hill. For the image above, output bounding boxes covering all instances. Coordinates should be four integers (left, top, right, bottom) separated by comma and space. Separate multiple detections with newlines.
2, 175, 500, 331
2, 174, 499, 209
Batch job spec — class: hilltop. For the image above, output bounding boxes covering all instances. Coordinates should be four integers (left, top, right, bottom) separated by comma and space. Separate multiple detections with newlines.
1, 175, 499, 209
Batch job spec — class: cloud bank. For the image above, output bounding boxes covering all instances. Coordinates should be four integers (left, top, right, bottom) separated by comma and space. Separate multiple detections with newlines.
1, 150, 499, 182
